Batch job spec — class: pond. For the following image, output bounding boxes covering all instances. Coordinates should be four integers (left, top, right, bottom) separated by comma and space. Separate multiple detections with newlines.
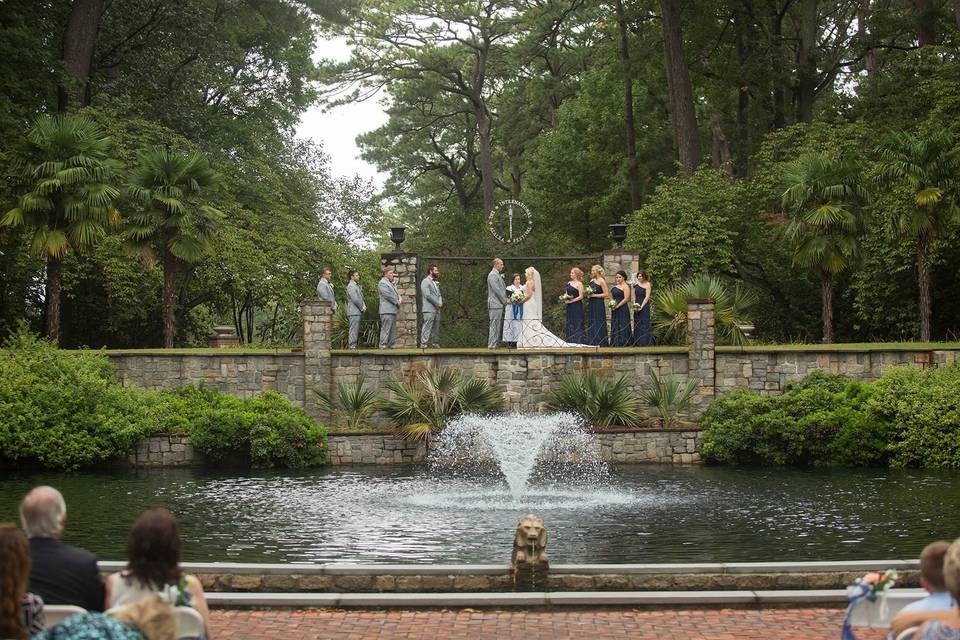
0, 464, 956, 564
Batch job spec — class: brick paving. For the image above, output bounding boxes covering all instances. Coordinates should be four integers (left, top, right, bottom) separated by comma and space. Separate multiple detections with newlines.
212, 608, 889, 639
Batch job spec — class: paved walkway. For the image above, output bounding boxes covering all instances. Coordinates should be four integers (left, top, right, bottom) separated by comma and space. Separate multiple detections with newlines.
212, 608, 889, 639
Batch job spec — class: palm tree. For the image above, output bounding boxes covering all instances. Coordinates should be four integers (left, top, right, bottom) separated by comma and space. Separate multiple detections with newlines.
126, 147, 221, 348
0, 114, 120, 342
876, 131, 960, 342
781, 152, 867, 343
653, 274, 758, 346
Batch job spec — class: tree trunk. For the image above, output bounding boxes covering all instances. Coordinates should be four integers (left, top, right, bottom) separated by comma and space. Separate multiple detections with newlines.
914, 0, 937, 46
734, 7, 751, 176
475, 105, 496, 215
711, 118, 733, 176
771, 7, 787, 129
797, 0, 818, 123
954, 0, 960, 31
820, 270, 834, 343
58, 0, 103, 111
615, 0, 642, 210
858, 0, 876, 78
659, 0, 702, 173
45, 255, 63, 343
162, 240, 178, 348
917, 229, 932, 341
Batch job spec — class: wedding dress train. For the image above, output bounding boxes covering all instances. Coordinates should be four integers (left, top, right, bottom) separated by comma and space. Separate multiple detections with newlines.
517, 268, 591, 349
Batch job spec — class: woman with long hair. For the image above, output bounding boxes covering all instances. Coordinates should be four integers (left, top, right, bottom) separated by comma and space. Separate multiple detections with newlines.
106, 509, 210, 631
585, 265, 609, 346
632, 270, 653, 346
564, 267, 586, 343
610, 270, 632, 346
0, 523, 44, 639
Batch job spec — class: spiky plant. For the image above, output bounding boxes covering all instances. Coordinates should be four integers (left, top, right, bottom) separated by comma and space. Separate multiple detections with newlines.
546, 372, 643, 428
125, 146, 221, 347
781, 152, 867, 343
379, 367, 503, 441
639, 370, 700, 429
313, 373, 380, 430
653, 274, 758, 346
876, 130, 960, 341
1, 114, 121, 342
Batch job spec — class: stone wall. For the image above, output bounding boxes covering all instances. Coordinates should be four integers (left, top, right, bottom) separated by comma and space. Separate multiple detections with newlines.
328, 433, 427, 465
109, 352, 305, 405
128, 434, 196, 467
595, 430, 701, 464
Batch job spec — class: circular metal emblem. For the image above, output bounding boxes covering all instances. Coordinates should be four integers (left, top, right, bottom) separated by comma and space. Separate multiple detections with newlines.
487, 199, 533, 244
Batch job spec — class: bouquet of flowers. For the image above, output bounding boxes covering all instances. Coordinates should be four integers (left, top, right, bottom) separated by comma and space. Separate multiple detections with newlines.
511, 290, 526, 304
841, 569, 898, 640
631, 302, 643, 312
559, 293, 573, 303
607, 299, 617, 310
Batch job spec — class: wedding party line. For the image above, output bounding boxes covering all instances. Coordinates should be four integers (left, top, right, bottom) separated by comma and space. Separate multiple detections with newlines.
315, 258, 654, 350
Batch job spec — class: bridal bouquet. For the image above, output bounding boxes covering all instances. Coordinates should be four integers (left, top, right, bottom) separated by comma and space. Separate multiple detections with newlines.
559, 293, 573, 303
607, 299, 617, 310
841, 569, 898, 640
511, 290, 526, 304
631, 302, 643, 312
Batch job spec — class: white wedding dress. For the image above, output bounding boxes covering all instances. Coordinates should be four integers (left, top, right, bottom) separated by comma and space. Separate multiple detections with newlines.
517, 268, 590, 349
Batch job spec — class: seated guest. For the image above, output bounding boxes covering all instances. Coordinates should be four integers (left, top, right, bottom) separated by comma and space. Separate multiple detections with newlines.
106, 509, 210, 631
891, 541, 957, 637
113, 595, 176, 640
912, 538, 960, 639
20, 486, 105, 612
0, 522, 45, 639
32, 613, 145, 640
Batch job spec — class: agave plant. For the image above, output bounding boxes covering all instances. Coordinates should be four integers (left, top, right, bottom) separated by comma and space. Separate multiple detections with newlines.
639, 370, 700, 429
313, 373, 380, 430
546, 373, 643, 428
653, 274, 758, 346
379, 367, 503, 441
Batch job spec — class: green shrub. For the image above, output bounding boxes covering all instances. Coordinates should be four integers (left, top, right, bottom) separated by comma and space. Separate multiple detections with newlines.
700, 370, 892, 466
871, 364, 960, 469
546, 373, 642, 427
0, 330, 153, 470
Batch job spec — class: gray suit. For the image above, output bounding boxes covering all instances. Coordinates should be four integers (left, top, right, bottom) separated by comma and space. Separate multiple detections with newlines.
316, 278, 337, 311
420, 276, 442, 348
378, 277, 401, 348
486, 269, 510, 348
346, 280, 365, 349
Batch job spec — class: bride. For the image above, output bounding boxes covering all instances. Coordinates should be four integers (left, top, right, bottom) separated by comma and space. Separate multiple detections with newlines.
518, 266, 591, 349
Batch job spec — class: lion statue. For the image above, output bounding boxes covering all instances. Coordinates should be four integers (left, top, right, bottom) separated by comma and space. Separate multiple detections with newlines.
511, 514, 548, 570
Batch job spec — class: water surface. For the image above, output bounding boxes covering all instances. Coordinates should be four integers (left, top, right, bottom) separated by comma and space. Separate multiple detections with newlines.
0, 464, 956, 564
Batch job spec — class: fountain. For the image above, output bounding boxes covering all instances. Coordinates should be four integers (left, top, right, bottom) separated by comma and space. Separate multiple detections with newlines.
429, 412, 610, 503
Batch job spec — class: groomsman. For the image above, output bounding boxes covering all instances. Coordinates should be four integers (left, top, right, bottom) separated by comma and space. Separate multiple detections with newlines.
486, 258, 510, 348
378, 267, 401, 348
316, 268, 337, 311
420, 264, 442, 348
346, 270, 366, 349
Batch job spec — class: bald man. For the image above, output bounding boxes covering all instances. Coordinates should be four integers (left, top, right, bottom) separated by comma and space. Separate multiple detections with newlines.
21, 486, 105, 611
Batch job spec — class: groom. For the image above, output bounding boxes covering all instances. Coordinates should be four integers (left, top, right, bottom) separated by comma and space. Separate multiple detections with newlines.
486, 258, 510, 349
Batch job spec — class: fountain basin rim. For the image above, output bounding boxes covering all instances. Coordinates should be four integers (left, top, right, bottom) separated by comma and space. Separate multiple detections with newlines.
96, 559, 919, 576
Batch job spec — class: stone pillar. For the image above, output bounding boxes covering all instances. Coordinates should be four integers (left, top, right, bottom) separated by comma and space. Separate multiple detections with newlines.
380, 253, 419, 349
687, 298, 716, 413
601, 250, 641, 327
303, 299, 333, 421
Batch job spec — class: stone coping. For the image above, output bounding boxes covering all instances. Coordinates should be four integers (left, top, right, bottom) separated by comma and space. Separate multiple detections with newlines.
204, 588, 926, 608
330, 346, 688, 356
97, 560, 919, 576
104, 349, 302, 357
327, 426, 698, 437
716, 343, 960, 353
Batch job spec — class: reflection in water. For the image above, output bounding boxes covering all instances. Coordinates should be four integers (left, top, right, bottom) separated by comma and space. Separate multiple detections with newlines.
0, 464, 958, 563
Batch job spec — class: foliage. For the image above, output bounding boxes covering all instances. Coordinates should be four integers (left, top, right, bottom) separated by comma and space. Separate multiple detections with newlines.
313, 373, 380, 431
379, 367, 503, 441
638, 371, 700, 429
700, 370, 898, 467
0, 329, 150, 470
653, 274, 758, 346
546, 373, 642, 428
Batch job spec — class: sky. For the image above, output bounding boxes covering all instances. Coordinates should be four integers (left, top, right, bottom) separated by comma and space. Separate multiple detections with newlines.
296, 36, 389, 187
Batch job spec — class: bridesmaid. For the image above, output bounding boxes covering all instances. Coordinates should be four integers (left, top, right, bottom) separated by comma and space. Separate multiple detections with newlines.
564, 267, 586, 343
610, 270, 632, 346
585, 265, 609, 346
632, 270, 653, 346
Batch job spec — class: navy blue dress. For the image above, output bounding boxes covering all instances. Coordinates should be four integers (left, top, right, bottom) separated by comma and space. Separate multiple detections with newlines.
610, 286, 630, 346
564, 283, 586, 343
586, 281, 608, 346
632, 283, 652, 346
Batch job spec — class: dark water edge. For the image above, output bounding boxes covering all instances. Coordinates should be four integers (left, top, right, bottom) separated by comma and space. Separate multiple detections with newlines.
0, 464, 957, 564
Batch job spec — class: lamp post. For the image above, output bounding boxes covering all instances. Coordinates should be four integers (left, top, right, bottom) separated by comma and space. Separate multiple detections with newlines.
609, 223, 627, 249
390, 226, 406, 252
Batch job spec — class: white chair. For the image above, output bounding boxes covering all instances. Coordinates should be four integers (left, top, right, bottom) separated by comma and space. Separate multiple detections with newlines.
174, 606, 205, 640
43, 604, 87, 628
